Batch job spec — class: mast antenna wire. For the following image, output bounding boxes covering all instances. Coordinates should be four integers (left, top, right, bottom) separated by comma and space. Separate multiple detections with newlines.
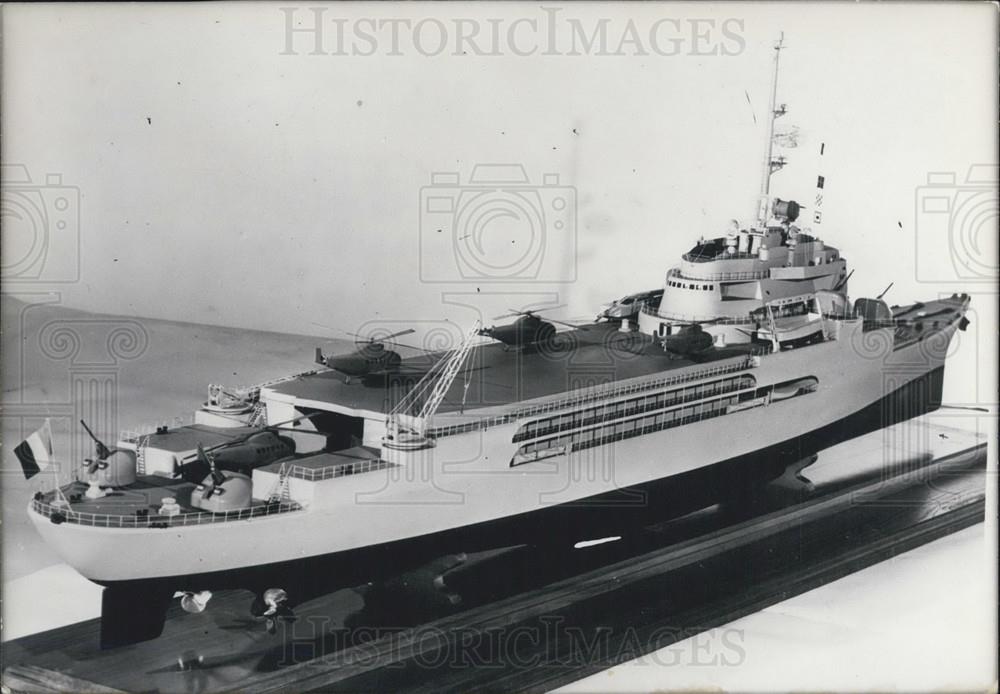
744, 90, 757, 124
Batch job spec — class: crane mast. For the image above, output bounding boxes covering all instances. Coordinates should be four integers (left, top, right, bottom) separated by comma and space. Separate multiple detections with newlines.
414, 321, 481, 426
384, 320, 481, 448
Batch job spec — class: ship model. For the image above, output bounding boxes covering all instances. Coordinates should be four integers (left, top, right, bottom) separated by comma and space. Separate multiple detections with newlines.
22, 35, 971, 647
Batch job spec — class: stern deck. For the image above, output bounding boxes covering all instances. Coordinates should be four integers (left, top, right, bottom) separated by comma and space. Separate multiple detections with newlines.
33, 477, 300, 529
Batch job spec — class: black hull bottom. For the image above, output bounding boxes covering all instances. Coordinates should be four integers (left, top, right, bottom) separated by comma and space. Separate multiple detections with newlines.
98, 365, 944, 648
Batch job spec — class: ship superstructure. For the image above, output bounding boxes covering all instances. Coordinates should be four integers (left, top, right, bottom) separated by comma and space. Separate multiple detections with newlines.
638, 33, 847, 343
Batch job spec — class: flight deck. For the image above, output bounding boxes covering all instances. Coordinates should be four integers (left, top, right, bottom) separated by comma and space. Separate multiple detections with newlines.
265, 322, 759, 417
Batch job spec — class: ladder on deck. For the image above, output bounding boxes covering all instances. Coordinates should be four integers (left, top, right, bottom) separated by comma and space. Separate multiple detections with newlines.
135, 435, 150, 475
269, 462, 291, 503
247, 402, 268, 428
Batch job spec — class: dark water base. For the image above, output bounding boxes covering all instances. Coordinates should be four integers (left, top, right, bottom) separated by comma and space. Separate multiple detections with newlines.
98, 366, 944, 648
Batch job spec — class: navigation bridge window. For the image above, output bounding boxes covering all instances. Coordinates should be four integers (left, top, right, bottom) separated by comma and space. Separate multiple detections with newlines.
668, 280, 715, 290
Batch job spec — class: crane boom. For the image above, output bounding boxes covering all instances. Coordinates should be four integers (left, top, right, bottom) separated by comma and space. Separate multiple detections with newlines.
385, 321, 481, 447
415, 321, 481, 427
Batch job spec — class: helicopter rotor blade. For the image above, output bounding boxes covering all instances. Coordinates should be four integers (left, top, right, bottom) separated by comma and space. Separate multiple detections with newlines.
386, 340, 438, 354
379, 328, 416, 341
544, 317, 590, 331
495, 305, 569, 321
345, 328, 416, 344
309, 321, 340, 334
493, 307, 537, 320
265, 411, 322, 430
179, 432, 255, 462
177, 412, 321, 465
263, 426, 326, 436
342, 330, 371, 343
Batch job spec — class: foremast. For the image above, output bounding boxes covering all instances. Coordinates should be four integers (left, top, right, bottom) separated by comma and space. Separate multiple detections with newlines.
757, 31, 787, 227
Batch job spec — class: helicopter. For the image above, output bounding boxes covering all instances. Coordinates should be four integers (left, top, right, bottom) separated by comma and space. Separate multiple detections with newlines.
176, 430, 296, 483
478, 308, 587, 351
314, 328, 433, 383
173, 414, 316, 483
659, 323, 715, 358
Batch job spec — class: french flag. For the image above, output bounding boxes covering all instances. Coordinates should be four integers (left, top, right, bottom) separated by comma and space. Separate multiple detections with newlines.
14, 419, 54, 479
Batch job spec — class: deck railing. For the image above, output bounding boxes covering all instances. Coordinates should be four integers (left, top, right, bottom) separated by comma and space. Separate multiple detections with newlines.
119, 414, 194, 445
668, 267, 771, 283
427, 356, 759, 438
682, 250, 760, 263
31, 498, 301, 529
510, 375, 757, 443
288, 458, 395, 481
639, 305, 756, 325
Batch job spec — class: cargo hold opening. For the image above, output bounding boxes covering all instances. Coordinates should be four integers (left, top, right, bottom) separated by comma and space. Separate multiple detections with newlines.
297, 408, 365, 452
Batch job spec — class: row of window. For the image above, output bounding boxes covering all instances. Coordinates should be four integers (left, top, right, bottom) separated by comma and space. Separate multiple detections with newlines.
668, 280, 715, 291
512, 375, 757, 443
750, 300, 813, 322
512, 395, 748, 464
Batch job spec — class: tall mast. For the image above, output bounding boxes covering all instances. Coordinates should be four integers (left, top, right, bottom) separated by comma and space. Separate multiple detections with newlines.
757, 32, 786, 225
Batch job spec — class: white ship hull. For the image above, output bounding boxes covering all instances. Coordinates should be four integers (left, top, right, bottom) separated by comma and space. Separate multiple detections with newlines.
29, 313, 961, 586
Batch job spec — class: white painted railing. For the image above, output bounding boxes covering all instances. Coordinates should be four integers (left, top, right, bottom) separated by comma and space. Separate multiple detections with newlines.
287, 458, 395, 481
427, 356, 759, 438
32, 498, 301, 528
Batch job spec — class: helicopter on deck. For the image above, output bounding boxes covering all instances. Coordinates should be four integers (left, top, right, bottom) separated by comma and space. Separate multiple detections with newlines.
176, 430, 296, 483
75, 417, 301, 491
478, 308, 588, 351
659, 323, 715, 359
315, 329, 432, 383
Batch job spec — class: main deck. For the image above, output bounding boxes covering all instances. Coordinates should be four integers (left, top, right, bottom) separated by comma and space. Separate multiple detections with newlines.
264, 296, 969, 431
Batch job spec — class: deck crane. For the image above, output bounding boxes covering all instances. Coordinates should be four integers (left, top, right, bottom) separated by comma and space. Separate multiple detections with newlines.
383, 321, 482, 451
